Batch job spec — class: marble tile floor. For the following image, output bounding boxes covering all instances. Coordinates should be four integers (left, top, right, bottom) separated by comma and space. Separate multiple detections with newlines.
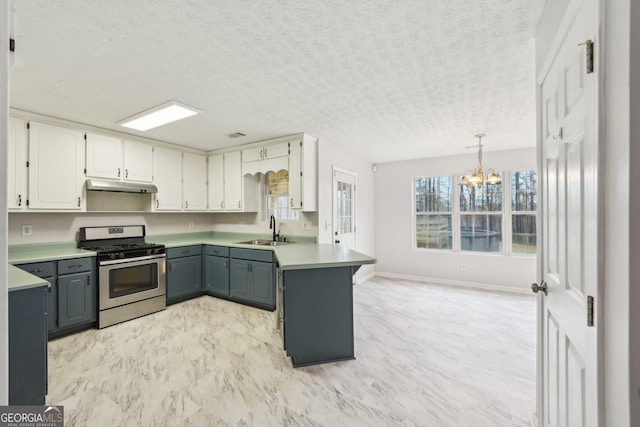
46, 276, 536, 426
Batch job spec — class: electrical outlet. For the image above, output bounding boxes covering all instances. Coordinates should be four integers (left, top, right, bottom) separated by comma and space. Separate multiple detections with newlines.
188, 221, 194, 228
303, 222, 312, 230
460, 263, 467, 271
21, 224, 33, 236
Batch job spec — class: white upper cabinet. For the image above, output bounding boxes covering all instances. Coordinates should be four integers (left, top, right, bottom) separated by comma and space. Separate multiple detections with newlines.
86, 134, 153, 182
207, 153, 225, 211
224, 151, 243, 211
28, 122, 86, 210
207, 151, 257, 212
288, 135, 317, 211
153, 146, 182, 211
8, 117, 28, 210
242, 141, 289, 175
182, 152, 207, 210
123, 139, 153, 182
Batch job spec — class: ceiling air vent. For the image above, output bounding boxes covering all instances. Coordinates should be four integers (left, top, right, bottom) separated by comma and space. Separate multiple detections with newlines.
226, 132, 246, 139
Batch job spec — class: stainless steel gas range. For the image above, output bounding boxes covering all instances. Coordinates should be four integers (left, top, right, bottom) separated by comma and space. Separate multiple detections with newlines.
78, 225, 166, 328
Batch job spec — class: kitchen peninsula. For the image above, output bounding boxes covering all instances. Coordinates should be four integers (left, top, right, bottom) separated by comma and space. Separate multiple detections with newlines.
8, 232, 376, 404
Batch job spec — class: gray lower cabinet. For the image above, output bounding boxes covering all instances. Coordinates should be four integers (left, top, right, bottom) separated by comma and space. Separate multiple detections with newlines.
166, 245, 203, 303
281, 266, 356, 367
9, 285, 48, 404
16, 257, 96, 337
229, 248, 275, 310
205, 247, 230, 297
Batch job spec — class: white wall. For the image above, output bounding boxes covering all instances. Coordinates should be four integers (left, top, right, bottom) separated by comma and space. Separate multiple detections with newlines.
7, 212, 216, 245
374, 147, 537, 292
317, 140, 375, 281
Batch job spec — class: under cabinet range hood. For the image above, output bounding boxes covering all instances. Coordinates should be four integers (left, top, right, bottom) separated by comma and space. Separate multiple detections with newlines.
86, 179, 158, 194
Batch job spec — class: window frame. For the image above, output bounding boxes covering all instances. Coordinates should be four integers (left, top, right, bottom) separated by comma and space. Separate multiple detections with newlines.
412, 170, 537, 257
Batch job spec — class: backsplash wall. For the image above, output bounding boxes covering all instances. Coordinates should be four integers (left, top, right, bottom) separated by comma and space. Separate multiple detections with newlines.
8, 213, 216, 245
8, 211, 318, 245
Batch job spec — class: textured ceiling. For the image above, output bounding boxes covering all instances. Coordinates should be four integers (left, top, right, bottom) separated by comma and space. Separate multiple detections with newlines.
10, 0, 543, 163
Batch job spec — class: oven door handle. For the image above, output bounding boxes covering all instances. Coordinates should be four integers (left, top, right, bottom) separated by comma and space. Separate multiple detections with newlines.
100, 254, 166, 266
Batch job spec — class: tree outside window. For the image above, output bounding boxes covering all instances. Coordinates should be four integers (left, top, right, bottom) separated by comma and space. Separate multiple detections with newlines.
511, 170, 537, 255
414, 176, 452, 249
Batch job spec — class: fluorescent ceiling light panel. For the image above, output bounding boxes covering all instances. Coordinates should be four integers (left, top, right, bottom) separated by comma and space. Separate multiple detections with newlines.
118, 101, 200, 131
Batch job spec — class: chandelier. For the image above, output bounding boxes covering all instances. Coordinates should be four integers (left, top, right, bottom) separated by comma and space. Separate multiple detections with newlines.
459, 134, 501, 188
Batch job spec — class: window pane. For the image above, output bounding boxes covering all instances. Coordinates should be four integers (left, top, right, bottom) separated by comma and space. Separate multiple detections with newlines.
266, 171, 299, 220
511, 170, 537, 211
460, 214, 502, 252
416, 214, 452, 249
415, 176, 453, 213
512, 214, 537, 255
460, 174, 503, 212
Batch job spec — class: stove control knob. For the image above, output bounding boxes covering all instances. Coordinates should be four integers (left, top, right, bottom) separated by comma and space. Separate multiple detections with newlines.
109, 253, 116, 260
147, 249, 152, 256
119, 252, 125, 259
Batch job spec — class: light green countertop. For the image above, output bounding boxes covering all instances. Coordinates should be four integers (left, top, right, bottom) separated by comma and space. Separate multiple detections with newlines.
8, 265, 50, 292
8, 242, 96, 265
273, 244, 376, 271
7, 232, 375, 272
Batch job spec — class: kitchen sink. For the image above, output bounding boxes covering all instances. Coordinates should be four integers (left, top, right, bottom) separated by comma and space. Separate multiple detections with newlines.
235, 240, 290, 246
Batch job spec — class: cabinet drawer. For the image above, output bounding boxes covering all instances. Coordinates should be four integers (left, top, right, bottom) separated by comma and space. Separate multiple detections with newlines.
167, 245, 203, 259
58, 257, 93, 274
17, 261, 56, 278
206, 245, 229, 257
230, 248, 274, 263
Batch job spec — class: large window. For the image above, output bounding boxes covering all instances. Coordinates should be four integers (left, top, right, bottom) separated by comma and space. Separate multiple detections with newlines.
413, 170, 536, 256
459, 174, 503, 253
511, 170, 537, 255
415, 176, 453, 249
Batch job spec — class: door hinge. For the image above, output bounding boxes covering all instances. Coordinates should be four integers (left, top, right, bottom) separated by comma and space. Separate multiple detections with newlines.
84, 168, 87, 174
26, 199, 29, 207
26, 122, 30, 130
9, 39, 15, 52
26, 160, 29, 167
84, 133, 87, 140
579, 40, 594, 74
587, 295, 594, 327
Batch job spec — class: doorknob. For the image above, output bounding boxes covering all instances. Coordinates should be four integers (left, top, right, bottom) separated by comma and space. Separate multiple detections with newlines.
531, 281, 548, 296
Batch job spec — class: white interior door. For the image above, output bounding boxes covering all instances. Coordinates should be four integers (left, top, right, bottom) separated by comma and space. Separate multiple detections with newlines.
332, 168, 356, 250
536, 0, 600, 425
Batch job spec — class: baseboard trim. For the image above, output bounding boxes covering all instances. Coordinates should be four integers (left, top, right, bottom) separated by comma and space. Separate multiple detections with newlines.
375, 272, 532, 295
355, 271, 376, 285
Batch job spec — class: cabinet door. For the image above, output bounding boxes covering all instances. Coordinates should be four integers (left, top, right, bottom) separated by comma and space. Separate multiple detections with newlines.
58, 272, 94, 328
205, 255, 230, 296
250, 261, 275, 308
183, 152, 207, 210
224, 151, 243, 211
86, 132, 123, 179
153, 146, 183, 211
167, 255, 203, 300
8, 117, 27, 210
288, 140, 302, 210
9, 287, 47, 405
264, 142, 289, 159
28, 122, 85, 210
46, 279, 57, 334
208, 154, 225, 211
123, 139, 153, 182
229, 259, 250, 300
242, 146, 264, 163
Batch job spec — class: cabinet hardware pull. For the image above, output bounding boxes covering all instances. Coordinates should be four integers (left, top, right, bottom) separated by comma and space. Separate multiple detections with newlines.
18, 194, 21, 206
87, 275, 91, 285
221, 201, 224, 209
225, 260, 229, 269
68, 264, 83, 269
238, 201, 242, 209
30, 269, 43, 273
125, 169, 129, 178
181, 251, 190, 255
117, 167, 121, 177
156, 199, 159, 209
260, 148, 264, 160
290, 199, 293, 207
264, 148, 268, 158
77, 197, 81, 207
185, 201, 188, 209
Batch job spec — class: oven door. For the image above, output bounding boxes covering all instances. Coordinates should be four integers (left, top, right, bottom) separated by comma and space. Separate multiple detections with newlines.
99, 254, 166, 310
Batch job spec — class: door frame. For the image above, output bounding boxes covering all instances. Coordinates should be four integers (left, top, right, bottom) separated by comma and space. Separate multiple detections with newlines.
332, 166, 357, 250
535, 0, 605, 424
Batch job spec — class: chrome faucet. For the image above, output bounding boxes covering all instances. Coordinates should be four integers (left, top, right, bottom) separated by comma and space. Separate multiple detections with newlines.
269, 215, 279, 242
